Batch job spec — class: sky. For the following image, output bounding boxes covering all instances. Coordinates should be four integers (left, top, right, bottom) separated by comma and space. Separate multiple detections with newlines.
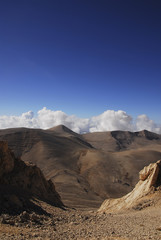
0, 0, 161, 132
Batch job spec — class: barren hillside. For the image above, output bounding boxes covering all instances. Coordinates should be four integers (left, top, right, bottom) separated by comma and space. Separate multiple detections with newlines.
0, 126, 161, 208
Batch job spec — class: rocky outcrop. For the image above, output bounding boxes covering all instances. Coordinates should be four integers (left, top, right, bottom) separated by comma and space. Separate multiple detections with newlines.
98, 160, 161, 213
0, 141, 63, 214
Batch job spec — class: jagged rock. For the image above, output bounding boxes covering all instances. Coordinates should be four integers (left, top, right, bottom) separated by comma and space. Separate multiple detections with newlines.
98, 160, 161, 213
0, 141, 63, 214
139, 162, 160, 187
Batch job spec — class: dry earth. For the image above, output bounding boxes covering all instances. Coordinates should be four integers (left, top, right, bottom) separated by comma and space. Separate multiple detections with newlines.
0, 200, 161, 240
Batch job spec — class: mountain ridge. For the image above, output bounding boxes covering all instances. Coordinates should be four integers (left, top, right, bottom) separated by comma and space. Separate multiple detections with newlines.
0, 125, 161, 208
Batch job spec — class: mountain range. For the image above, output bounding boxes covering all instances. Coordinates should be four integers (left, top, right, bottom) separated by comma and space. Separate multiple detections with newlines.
0, 125, 161, 208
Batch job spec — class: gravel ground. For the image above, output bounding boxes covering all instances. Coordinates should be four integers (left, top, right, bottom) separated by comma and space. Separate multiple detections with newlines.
0, 200, 161, 240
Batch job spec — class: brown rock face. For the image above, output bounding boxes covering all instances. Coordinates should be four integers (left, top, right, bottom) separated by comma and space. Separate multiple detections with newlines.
0, 142, 14, 177
0, 141, 63, 214
98, 160, 161, 213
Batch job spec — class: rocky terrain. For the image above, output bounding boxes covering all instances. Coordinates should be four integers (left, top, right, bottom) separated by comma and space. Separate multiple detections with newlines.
1, 200, 161, 240
0, 135, 161, 239
99, 160, 161, 213
0, 126, 161, 208
0, 160, 161, 240
0, 141, 63, 214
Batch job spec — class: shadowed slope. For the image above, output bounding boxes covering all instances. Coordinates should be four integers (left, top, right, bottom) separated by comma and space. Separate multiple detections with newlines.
78, 147, 161, 199
83, 129, 161, 152
0, 141, 63, 214
0, 126, 161, 208
0, 126, 102, 208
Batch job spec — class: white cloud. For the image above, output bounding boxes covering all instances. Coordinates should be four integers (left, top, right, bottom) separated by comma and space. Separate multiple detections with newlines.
136, 114, 161, 134
89, 110, 133, 132
0, 107, 160, 134
0, 111, 37, 129
36, 107, 89, 133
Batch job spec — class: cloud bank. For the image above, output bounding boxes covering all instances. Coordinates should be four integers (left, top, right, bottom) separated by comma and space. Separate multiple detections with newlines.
0, 107, 160, 134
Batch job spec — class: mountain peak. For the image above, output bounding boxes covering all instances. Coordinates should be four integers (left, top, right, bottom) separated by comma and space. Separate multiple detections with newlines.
48, 125, 79, 137
136, 129, 160, 140
49, 124, 71, 132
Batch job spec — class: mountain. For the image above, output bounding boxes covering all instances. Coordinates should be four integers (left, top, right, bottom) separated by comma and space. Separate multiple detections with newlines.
83, 129, 161, 152
0, 126, 161, 208
0, 141, 63, 214
0, 126, 102, 208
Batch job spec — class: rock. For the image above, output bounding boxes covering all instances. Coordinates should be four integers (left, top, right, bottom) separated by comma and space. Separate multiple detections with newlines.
0, 142, 14, 178
30, 213, 40, 222
0, 141, 64, 215
98, 160, 161, 213
0, 216, 7, 224
20, 211, 30, 222
139, 162, 160, 187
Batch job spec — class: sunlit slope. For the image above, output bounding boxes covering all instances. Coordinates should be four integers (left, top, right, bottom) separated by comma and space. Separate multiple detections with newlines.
0, 126, 161, 208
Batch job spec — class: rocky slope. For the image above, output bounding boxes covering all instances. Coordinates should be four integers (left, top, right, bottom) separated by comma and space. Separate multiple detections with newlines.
0, 127, 103, 208
0, 141, 63, 214
98, 160, 161, 213
1, 195, 161, 240
0, 138, 161, 239
0, 126, 161, 208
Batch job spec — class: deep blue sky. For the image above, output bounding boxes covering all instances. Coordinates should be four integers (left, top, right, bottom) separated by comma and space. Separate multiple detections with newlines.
0, 0, 161, 122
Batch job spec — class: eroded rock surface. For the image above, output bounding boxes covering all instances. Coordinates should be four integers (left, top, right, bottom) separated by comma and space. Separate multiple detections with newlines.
0, 141, 63, 214
99, 160, 161, 213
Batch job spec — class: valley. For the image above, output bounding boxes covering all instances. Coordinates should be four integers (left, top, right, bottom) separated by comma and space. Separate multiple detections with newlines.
0, 126, 161, 239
